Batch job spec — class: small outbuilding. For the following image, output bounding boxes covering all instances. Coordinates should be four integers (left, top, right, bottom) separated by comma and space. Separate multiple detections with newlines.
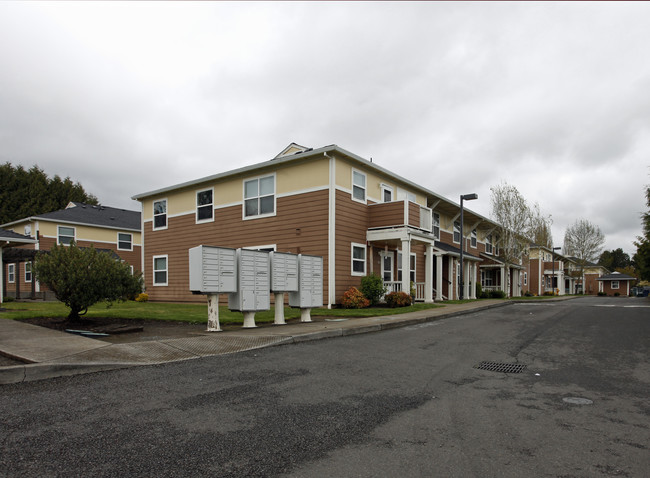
596, 271, 637, 296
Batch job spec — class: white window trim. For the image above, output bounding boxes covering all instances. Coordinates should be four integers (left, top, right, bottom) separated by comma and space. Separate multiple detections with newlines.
396, 251, 417, 283
381, 250, 395, 283
611, 280, 619, 290
117, 232, 133, 251
453, 221, 461, 244
8, 264, 15, 283
351, 169, 367, 204
152, 254, 168, 286
25, 262, 32, 283
57, 225, 76, 246
243, 173, 277, 220
153, 198, 168, 231
196, 187, 215, 224
524, 272, 528, 286
486, 234, 493, 255
243, 244, 277, 252
380, 183, 394, 203
351, 242, 367, 276
471, 229, 477, 249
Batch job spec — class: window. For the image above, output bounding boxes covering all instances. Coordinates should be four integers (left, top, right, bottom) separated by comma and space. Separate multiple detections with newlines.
118, 233, 133, 251
351, 243, 366, 276
397, 252, 417, 283
486, 234, 493, 254
433, 213, 440, 240
153, 199, 167, 230
381, 184, 393, 203
58, 226, 75, 245
244, 175, 275, 218
524, 272, 528, 286
352, 170, 366, 202
196, 188, 214, 222
8, 264, 15, 283
611, 281, 619, 290
153, 255, 168, 286
453, 221, 461, 244
471, 229, 477, 248
25, 262, 32, 283
24, 225, 31, 236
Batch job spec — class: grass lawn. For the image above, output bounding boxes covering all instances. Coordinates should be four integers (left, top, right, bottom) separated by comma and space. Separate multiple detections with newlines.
0, 300, 444, 325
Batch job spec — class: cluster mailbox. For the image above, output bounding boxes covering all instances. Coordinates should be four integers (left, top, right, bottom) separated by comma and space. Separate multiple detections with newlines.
188, 246, 323, 331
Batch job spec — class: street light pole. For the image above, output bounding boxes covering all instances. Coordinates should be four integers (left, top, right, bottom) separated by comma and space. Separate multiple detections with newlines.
551, 246, 561, 295
459, 193, 478, 300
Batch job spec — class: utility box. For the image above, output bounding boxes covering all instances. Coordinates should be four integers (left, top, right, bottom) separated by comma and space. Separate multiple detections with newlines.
228, 248, 270, 311
188, 245, 237, 294
270, 251, 299, 292
289, 254, 323, 308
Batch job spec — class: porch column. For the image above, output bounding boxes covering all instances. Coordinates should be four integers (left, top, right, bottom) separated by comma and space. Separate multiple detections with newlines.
0, 248, 3, 304
401, 238, 410, 296
500, 266, 506, 296
463, 260, 470, 299
514, 269, 520, 297
436, 254, 443, 301
424, 244, 433, 303
369, 246, 374, 275
470, 262, 477, 299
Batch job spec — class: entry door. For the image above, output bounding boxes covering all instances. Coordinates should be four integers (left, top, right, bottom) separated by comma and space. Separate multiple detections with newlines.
381, 251, 394, 283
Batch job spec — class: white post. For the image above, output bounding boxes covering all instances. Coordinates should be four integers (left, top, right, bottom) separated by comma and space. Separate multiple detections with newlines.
274, 292, 286, 325
424, 244, 433, 303
206, 293, 221, 332
0, 247, 3, 304
436, 254, 443, 301
470, 263, 477, 299
300, 308, 312, 322
463, 261, 470, 299
500, 266, 506, 296
449, 257, 455, 299
242, 311, 257, 328
401, 239, 411, 297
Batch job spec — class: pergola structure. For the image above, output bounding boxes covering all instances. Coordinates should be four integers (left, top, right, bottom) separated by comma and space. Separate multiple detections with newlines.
0, 229, 38, 304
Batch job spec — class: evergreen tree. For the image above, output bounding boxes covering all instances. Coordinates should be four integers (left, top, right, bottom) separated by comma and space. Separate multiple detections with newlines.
0, 162, 98, 224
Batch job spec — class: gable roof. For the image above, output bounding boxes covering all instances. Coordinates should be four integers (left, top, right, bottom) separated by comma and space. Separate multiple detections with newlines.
597, 272, 636, 281
1, 202, 141, 231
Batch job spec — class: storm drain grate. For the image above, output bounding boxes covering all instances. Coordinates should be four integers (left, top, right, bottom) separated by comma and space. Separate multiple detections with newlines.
475, 361, 527, 374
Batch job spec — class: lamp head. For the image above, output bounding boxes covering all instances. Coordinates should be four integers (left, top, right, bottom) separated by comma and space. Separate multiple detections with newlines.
461, 193, 478, 201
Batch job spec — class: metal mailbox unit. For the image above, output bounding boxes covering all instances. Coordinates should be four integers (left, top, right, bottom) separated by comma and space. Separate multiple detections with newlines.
289, 254, 323, 322
188, 245, 237, 331
228, 248, 270, 328
269, 251, 299, 325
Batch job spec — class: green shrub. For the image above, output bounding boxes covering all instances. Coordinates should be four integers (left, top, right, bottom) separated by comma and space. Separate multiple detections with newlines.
597, 291, 606, 296
341, 287, 370, 309
489, 290, 506, 299
135, 293, 149, 302
523, 290, 534, 297
360, 273, 387, 306
385, 291, 412, 307
476, 283, 483, 299
2, 296, 15, 303
614, 292, 620, 297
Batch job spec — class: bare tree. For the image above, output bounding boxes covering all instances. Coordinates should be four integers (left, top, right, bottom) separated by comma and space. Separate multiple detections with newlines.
528, 202, 553, 248
490, 182, 532, 296
563, 219, 606, 293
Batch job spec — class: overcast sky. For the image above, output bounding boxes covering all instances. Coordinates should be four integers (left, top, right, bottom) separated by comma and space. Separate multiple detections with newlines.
1, 2, 649, 257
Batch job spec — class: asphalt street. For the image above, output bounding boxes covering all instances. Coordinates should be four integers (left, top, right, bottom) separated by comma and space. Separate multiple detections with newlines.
1, 297, 648, 477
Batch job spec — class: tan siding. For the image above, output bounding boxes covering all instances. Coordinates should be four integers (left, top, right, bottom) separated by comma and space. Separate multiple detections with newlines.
368, 202, 404, 228
408, 201, 420, 227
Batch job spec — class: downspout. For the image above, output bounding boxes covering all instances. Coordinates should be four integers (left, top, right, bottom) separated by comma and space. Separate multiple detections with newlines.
325, 152, 335, 309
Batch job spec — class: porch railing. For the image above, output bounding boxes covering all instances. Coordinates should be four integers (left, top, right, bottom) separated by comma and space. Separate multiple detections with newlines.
383, 281, 427, 301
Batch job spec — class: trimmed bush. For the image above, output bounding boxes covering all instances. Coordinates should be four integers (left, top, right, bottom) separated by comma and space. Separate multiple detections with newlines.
489, 290, 506, 299
341, 287, 370, 309
360, 273, 387, 305
135, 293, 149, 302
385, 291, 412, 307
523, 290, 534, 297
597, 291, 606, 296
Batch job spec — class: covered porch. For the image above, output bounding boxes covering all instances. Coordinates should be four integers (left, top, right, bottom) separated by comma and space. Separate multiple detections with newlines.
479, 256, 524, 298
1, 229, 38, 304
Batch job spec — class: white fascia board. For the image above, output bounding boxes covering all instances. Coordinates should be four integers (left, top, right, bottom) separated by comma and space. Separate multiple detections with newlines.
32, 218, 140, 232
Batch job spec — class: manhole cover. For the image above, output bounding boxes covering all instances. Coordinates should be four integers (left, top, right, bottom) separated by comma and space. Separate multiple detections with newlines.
563, 397, 593, 405
475, 361, 527, 373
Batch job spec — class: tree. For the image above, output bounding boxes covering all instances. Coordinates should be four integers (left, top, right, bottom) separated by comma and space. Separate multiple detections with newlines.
34, 243, 143, 321
528, 202, 553, 248
598, 248, 631, 271
490, 182, 533, 296
0, 162, 98, 224
563, 219, 606, 292
633, 183, 650, 281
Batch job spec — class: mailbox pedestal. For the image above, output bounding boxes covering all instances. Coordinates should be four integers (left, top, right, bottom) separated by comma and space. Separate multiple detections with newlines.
188, 246, 237, 332
289, 255, 323, 322
228, 249, 271, 328
270, 251, 299, 325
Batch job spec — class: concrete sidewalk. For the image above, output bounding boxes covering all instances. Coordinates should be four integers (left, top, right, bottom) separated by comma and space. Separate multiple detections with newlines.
1, 299, 565, 384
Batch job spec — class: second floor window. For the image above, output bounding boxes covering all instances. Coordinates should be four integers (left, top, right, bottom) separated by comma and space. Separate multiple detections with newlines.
244, 175, 275, 218
453, 221, 461, 243
471, 229, 477, 248
25, 262, 32, 283
352, 170, 366, 202
433, 213, 440, 240
8, 264, 15, 283
58, 226, 75, 245
153, 199, 167, 230
486, 234, 493, 254
118, 233, 133, 251
196, 189, 213, 222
